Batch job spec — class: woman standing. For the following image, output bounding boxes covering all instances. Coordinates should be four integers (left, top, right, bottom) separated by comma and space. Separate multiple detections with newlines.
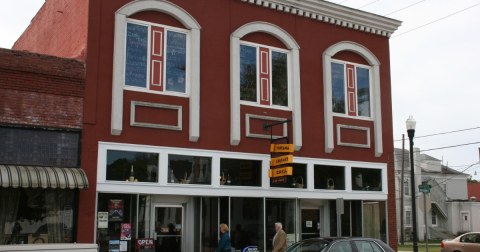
216, 223, 232, 252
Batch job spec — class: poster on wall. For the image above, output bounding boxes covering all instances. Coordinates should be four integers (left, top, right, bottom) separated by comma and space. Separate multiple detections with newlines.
108, 199, 124, 222
98, 212, 109, 228
120, 223, 132, 240
120, 241, 128, 251
109, 240, 120, 252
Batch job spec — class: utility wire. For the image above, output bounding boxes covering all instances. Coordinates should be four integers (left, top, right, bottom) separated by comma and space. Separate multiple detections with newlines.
394, 126, 480, 141
392, 3, 480, 38
384, 0, 425, 16
358, 0, 379, 9
393, 141, 480, 157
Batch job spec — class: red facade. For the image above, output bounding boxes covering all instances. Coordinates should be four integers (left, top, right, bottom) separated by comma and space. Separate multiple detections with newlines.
11, 0, 401, 250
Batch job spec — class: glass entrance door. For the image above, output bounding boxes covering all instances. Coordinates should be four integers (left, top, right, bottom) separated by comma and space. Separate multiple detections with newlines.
301, 209, 320, 240
154, 206, 183, 252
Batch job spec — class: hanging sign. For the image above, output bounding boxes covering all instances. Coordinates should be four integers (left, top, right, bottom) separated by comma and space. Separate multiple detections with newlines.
269, 167, 293, 177
270, 155, 293, 166
270, 144, 294, 152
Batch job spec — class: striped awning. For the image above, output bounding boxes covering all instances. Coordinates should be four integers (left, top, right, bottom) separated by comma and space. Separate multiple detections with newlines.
0, 165, 89, 189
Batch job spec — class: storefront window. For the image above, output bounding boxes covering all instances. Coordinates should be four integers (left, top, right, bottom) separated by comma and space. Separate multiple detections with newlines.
270, 163, 307, 189
265, 199, 296, 250
314, 165, 345, 190
220, 159, 262, 187
106, 150, 159, 182
0, 187, 75, 245
351, 168, 382, 191
231, 197, 264, 251
168, 155, 212, 185
97, 193, 138, 252
363, 201, 387, 243
201, 197, 219, 252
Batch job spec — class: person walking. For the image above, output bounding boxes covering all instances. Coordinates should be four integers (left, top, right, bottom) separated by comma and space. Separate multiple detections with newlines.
217, 223, 232, 252
273, 222, 288, 252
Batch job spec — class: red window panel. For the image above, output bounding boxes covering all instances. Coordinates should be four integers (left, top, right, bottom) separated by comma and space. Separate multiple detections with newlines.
346, 64, 356, 116
150, 26, 164, 91
259, 47, 270, 105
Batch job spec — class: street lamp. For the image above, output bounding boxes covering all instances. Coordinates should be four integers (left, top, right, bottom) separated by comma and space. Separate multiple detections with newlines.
406, 115, 418, 252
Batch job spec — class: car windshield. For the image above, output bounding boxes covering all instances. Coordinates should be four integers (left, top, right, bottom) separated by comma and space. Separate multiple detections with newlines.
285, 239, 331, 252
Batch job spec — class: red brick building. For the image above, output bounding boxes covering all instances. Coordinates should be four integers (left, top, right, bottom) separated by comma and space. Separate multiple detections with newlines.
11, 0, 401, 251
0, 48, 87, 244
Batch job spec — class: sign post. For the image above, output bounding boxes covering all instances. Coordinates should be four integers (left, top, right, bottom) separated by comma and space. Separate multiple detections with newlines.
419, 184, 432, 252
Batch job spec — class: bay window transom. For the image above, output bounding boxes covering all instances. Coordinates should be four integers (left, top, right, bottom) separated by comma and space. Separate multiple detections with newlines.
239, 41, 290, 108
125, 20, 188, 94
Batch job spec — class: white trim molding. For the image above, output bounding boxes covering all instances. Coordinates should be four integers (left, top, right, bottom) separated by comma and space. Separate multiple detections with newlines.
336, 124, 370, 148
230, 21, 302, 150
245, 114, 287, 139
233, 0, 402, 37
323, 41, 383, 157
112, 0, 201, 142
130, 101, 182, 131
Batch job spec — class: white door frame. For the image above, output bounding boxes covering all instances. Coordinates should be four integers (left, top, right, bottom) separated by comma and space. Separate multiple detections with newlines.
151, 204, 185, 250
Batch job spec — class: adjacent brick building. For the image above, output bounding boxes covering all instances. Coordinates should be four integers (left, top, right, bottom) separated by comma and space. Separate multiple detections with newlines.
0, 48, 88, 245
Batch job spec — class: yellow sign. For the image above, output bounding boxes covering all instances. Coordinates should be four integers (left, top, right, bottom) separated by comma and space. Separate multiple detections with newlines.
269, 167, 293, 178
270, 155, 293, 166
270, 144, 294, 153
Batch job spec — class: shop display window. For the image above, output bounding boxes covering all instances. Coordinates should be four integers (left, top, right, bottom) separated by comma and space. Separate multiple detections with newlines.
265, 199, 296, 250
168, 154, 212, 185
97, 193, 138, 252
0, 187, 76, 245
106, 150, 159, 183
231, 197, 264, 251
220, 159, 262, 187
314, 165, 345, 190
270, 163, 307, 189
351, 167, 382, 191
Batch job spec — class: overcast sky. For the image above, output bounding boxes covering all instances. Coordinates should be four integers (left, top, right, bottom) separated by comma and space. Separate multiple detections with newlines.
1, 0, 479, 180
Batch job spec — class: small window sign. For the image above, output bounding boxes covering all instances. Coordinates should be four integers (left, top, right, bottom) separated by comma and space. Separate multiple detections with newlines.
306, 221, 312, 227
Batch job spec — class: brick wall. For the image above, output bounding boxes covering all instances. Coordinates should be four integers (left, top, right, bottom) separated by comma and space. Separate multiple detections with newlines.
388, 152, 398, 251
12, 0, 88, 61
0, 48, 85, 129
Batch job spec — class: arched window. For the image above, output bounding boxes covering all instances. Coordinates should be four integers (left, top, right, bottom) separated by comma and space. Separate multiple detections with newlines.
230, 22, 302, 150
111, 0, 201, 142
323, 41, 382, 156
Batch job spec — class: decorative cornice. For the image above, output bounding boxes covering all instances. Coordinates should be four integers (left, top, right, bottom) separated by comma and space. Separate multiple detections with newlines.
239, 0, 402, 37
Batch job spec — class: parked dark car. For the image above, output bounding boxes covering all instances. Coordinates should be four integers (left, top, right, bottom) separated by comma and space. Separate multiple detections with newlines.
441, 232, 480, 252
285, 237, 394, 252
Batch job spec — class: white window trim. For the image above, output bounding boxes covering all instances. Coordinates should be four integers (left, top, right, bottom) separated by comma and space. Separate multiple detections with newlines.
404, 180, 410, 196
330, 59, 373, 119
124, 19, 190, 97
112, 0, 201, 142
230, 21, 302, 151
323, 41, 382, 157
239, 41, 292, 110
405, 207, 412, 226
431, 210, 438, 227
97, 141, 388, 199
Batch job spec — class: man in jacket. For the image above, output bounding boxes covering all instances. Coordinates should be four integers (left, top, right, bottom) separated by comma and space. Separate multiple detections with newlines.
273, 222, 288, 252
